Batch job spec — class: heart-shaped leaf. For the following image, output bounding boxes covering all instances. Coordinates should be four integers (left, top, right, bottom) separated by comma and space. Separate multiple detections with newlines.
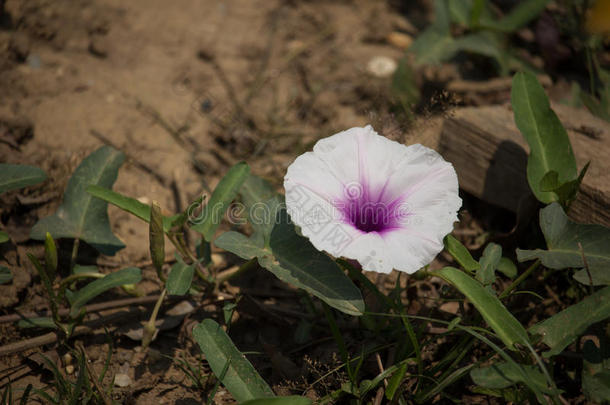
0, 164, 46, 194
31, 146, 126, 255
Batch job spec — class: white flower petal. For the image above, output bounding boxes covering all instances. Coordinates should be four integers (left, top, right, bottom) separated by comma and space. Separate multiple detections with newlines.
382, 229, 444, 274
283, 125, 462, 274
342, 232, 394, 274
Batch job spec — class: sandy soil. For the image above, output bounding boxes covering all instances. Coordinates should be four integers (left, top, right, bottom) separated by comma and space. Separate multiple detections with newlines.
0, 0, 441, 402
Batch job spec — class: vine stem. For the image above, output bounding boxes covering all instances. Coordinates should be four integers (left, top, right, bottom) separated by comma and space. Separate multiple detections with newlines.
499, 259, 541, 299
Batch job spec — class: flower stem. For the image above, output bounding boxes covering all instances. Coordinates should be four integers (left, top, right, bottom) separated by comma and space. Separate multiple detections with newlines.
142, 288, 167, 349
499, 259, 540, 299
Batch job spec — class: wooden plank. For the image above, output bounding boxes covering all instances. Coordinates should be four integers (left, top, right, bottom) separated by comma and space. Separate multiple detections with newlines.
438, 104, 610, 226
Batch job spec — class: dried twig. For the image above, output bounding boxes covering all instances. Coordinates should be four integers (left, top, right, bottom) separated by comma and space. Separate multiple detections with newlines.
0, 294, 165, 325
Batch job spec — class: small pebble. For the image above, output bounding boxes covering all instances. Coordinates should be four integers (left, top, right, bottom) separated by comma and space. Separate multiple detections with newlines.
114, 373, 131, 387
386, 31, 413, 49
366, 56, 397, 78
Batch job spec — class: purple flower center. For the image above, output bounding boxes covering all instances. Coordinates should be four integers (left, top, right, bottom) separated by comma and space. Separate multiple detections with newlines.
337, 183, 408, 234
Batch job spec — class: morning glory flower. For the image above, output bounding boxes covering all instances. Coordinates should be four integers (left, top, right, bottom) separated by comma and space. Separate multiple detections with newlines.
284, 125, 461, 274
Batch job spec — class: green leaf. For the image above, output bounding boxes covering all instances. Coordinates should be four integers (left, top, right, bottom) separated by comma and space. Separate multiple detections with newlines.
69, 267, 142, 317
497, 257, 517, 279
269, 209, 364, 315
511, 72, 578, 203
149, 202, 165, 274
86, 185, 178, 231
453, 33, 510, 75
0, 164, 46, 194
191, 162, 250, 241
392, 57, 420, 118
0, 266, 12, 284
214, 208, 365, 316
477, 243, 502, 285
192, 319, 274, 402
529, 286, 610, 357
540, 162, 589, 208
470, 361, 551, 393
444, 235, 479, 273
44, 232, 58, 278
517, 203, 610, 286
449, 0, 472, 26
251, 196, 283, 248
30, 146, 126, 255
240, 174, 277, 212
17, 317, 56, 329
581, 91, 610, 122
491, 0, 549, 32
239, 397, 311, 405
166, 260, 194, 296
436, 267, 529, 349
582, 338, 610, 402
410, 0, 454, 65
0, 231, 8, 244
583, 371, 610, 403
215, 231, 265, 260
386, 362, 408, 400
410, 30, 456, 65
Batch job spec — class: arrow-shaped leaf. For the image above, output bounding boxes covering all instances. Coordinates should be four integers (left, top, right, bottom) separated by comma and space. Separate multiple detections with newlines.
517, 203, 610, 286
529, 286, 610, 357
31, 146, 126, 255
511, 72, 577, 203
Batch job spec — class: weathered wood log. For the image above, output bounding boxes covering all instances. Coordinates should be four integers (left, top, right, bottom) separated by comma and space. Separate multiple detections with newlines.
436, 104, 610, 227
